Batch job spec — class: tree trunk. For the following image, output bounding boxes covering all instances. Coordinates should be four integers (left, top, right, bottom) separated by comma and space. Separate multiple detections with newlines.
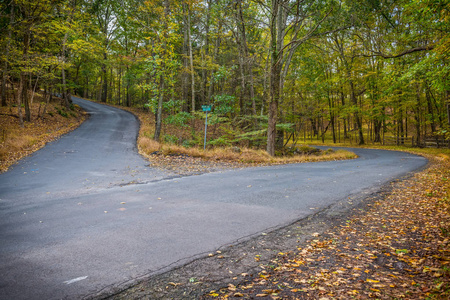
154, 76, 165, 141
187, 4, 195, 112
126, 65, 131, 107
182, 2, 189, 109
328, 91, 336, 143
447, 90, 450, 127
17, 74, 24, 127
207, 32, 221, 103
101, 52, 107, 102
22, 29, 31, 122
1, 3, 14, 107
61, 30, 71, 109
266, 0, 281, 156
154, 0, 170, 141
201, 0, 211, 105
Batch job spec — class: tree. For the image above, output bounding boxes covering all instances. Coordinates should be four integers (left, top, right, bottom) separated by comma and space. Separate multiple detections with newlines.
263, 0, 335, 155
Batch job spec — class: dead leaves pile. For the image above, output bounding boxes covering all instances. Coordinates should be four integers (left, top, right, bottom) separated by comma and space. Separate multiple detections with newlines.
202, 156, 450, 299
148, 153, 246, 176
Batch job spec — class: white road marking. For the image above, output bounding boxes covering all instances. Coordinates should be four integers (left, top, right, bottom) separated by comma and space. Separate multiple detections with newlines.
63, 276, 88, 285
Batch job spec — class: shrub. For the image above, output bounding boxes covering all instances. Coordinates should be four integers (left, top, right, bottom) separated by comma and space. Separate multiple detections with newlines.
164, 134, 179, 144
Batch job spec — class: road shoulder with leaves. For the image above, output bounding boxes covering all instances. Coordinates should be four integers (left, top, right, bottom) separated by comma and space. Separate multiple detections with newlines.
109, 154, 449, 300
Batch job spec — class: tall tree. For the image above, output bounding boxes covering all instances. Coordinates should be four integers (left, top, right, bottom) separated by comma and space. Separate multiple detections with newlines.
264, 0, 335, 155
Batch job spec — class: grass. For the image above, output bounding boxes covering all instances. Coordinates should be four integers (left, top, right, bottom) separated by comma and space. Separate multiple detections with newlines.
139, 138, 356, 164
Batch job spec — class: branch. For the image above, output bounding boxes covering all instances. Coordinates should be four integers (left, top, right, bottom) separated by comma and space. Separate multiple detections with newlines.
0, 113, 19, 118
362, 44, 435, 59
278, 8, 335, 57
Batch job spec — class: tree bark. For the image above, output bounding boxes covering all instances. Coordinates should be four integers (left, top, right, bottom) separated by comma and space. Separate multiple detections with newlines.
446, 90, 450, 127
154, 75, 165, 142
182, 2, 189, 109
1, 3, 14, 107
187, 4, 195, 112
61, 30, 71, 109
267, 0, 281, 156
154, 0, 170, 141
17, 74, 24, 127
334, 35, 364, 144
101, 52, 108, 102
22, 29, 31, 122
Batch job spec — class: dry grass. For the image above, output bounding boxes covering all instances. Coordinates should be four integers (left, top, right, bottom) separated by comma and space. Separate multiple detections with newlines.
0, 93, 86, 172
136, 136, 356, 165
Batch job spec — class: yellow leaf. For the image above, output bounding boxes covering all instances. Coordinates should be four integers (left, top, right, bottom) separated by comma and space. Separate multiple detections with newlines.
366, 279, 380, 283
168, 282, 180, 286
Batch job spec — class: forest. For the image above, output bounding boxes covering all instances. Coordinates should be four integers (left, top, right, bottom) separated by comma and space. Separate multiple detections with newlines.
1, 0, 449, 155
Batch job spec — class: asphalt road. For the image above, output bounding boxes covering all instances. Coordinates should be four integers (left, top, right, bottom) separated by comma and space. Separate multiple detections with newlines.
0, 98, 428, 300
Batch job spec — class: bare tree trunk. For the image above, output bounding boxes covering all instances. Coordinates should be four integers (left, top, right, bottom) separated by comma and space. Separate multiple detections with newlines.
328, 91, 336, 143
349, 79, 364, 144
30, 75, 40, 106
154, 0, 170, 141
187, 4, 195, 112
126, 66, 130, 107
17, 75, 24, 127
2, 3, 14, 107
201, 0, 211, 105
61, 30, 72, 109
238, 54, 245, 113
42, 87, 51, 118
22, 30, 31, 122
267, 0, 281, 156
101, 52, 107, 102
154, 76, 165, 141
446, 90, 450, 127
182, 3, 189, 109
207, 32, 221, 103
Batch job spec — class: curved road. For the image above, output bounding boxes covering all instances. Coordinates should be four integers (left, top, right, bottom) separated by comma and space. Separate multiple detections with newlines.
0, 98, 427, 299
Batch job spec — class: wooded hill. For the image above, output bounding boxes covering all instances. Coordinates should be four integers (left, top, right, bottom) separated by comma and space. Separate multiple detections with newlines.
1, 0, 449, 155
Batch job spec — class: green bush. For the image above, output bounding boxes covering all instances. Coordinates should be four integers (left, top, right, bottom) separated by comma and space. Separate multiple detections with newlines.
181, 139, 197, 148
164, 112, 192, 127
208, 136, 232, 147
164, 134, 179, 144
57, 109, 68, 118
